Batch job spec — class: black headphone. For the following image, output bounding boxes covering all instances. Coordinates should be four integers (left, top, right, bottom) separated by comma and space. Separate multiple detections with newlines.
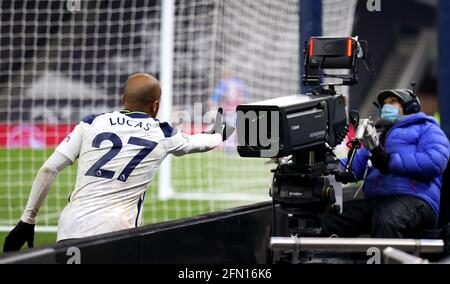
375, 89, 421, 115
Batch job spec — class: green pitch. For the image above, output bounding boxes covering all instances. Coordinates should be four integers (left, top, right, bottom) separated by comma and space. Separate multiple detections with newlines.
0, 148, 272, 252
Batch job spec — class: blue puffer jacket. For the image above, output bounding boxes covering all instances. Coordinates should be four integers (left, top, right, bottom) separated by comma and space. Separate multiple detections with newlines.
350, 113, 450, 217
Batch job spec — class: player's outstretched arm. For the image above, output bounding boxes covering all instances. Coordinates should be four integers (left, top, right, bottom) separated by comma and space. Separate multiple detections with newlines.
3, 152, 72, 253
202, 108, 235, 141
167, 108, 235, 157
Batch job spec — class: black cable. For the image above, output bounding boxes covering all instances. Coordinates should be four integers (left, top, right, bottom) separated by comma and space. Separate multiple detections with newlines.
325, 145, 358, 181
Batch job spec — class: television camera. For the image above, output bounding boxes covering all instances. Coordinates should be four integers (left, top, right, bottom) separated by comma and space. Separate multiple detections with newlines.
236, 36, 372, 262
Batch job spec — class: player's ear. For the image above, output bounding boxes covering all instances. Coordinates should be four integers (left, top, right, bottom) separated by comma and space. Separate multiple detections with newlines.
121, 95, 126, 106
152, 100, 160, 117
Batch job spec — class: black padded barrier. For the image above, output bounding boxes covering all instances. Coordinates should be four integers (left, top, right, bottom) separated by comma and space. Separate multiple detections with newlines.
0, 202, 274, 264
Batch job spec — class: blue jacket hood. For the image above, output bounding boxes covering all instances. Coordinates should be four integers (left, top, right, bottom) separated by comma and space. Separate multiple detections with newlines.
396, 112, 440, 128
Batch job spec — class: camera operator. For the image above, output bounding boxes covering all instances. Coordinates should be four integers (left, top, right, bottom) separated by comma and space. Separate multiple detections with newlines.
321, 89, 450, 238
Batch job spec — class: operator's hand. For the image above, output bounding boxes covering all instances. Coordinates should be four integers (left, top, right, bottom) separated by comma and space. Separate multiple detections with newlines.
3, 221, 35, 253
203, 108, 235, 141
370, 146, 391, 174
362, 124, 379, 150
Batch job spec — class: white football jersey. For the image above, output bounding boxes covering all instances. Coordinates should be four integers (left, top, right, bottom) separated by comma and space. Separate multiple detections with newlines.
54, 110, 221, 241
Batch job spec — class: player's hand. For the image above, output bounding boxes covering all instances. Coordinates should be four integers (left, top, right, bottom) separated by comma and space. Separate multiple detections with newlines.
370, 146, 391, 174
3, 221, 35, 253
203, 108, 235, 141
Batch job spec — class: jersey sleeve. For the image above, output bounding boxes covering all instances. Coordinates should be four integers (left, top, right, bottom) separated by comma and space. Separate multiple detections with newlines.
166, 131, 223, 157
21, 151, 72, 224
55, 123, 83, 162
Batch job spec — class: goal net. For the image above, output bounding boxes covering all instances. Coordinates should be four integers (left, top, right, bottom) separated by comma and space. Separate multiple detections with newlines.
0, 0, 357, 231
